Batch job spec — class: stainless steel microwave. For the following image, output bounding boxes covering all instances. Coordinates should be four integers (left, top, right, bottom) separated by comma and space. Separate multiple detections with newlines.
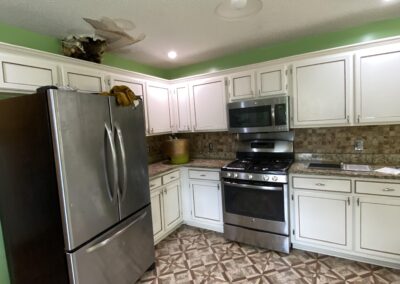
227, 96, 290, 133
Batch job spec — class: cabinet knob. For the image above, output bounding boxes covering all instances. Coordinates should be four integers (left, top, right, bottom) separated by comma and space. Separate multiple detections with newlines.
357, 115, 360, 123
346, 115, 350, 123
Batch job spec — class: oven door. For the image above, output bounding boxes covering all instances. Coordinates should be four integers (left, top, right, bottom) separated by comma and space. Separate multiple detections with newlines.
222, 179, 289, 235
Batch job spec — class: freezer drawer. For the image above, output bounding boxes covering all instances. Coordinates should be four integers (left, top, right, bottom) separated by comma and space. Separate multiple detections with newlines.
67, 206, 155, 284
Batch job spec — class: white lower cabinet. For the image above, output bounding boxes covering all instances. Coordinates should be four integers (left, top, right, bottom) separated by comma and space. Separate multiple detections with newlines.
294, 190, 352, 249
149, 170, 183, 244
190, 180, 222, 223
291, 174, 400, 269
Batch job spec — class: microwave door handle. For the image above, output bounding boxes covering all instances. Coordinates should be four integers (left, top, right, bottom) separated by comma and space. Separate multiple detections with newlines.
271, 104, 276, 126
223, 181, 282, 191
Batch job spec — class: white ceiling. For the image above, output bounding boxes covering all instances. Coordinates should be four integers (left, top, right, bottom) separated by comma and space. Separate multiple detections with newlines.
0, 0, 400, 69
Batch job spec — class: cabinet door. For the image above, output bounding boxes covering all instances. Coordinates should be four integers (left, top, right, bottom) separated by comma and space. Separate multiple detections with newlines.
190, 180, 222, 223
163, 181, 182, 231
355, 44, 400, 125
110, 75, 149, 133
150, 187, 164, 241
228, 71, 255, 101
292, 55, 352, 127
62, 65, 105, 93
190, 77, 227, 131
294, 190, 352, 249
355, 196, 400, 260
256, 65, 287, 97
146, 82, 172, 134
0, 54, 58, 91
174, 84, 191, 132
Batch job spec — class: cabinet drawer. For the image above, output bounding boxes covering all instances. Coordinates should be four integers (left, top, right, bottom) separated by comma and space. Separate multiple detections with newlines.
188, 170, 220, 181
292, 176, 351, 193
162, 171, 180, 184
149, 177, 162, 190
355, 181, 400, 197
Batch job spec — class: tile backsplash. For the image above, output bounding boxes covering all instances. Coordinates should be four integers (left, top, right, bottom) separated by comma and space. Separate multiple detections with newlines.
146, 125, 400, 165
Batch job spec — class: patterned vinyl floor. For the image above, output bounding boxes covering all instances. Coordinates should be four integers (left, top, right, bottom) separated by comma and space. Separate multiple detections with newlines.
138, 225, 400, 283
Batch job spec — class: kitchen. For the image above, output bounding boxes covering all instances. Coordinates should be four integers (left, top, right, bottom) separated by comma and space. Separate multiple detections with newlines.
1, 0, 400, 283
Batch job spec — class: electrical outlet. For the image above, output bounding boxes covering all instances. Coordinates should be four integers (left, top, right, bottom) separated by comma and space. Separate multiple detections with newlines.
354, 139, 364, 152
208, 143, 213, 152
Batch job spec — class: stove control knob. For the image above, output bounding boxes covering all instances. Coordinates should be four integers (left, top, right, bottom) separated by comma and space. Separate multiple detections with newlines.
233, 173, 238, 178
226, 172, 231, 177
272, 176, 278, 182
263, 175, 269, 181
248, 174, 253, 180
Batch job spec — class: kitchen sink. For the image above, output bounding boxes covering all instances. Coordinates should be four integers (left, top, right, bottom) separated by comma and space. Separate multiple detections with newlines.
308, 162, 342, 170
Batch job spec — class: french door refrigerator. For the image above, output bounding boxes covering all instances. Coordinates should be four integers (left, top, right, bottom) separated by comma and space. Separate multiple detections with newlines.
0, 88, 155, 284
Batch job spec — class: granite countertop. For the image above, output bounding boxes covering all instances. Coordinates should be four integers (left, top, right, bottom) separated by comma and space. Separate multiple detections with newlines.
290, 162, 400, 180
148, 159, 232, 177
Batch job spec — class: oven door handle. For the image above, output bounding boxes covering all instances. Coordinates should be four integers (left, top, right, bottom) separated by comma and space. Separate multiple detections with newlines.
223, 181, 283, 191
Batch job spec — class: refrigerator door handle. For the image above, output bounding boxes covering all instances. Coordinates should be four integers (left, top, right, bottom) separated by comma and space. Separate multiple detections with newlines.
85, 211, 147, 253
114, 124, 128, 201
104, 124, 118, 204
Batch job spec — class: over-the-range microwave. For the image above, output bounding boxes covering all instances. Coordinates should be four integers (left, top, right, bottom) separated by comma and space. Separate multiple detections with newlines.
227, 95, 290, 133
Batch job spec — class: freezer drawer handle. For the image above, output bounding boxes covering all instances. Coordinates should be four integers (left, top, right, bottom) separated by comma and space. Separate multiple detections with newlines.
86, 211, 147, 253
104, 124, 118, 204
114, 124, 128, 201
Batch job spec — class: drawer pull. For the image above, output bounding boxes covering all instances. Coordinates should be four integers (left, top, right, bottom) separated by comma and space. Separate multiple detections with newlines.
382, 188, 395, 192
170, 176, 176, 179
315, 183, 325, 186
200, 174, 206, 177
347, 197, 350, 206
150, 184, 155, 187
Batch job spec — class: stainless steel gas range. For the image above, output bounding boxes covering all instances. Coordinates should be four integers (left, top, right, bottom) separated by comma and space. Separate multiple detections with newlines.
220, 132, 294, 253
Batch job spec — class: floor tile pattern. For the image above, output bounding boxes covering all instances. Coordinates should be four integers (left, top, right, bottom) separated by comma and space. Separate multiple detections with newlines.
138, 225, 400, 283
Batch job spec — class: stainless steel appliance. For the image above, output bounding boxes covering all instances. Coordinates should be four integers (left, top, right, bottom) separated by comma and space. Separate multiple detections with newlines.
221, 132, 294, 253
227, 95, 289, 133
0, 88, 154, 284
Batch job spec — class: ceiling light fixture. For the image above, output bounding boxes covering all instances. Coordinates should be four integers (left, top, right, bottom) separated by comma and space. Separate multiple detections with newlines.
216, 0, 263, 21
168, 50, 177, 59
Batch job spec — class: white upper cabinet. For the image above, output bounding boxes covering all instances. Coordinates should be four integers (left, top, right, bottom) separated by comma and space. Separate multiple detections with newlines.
256, 64, 287, 97
355, 43, 400, 125
61, 65, 106, 93
190, 76, 227, 131
292, 54, 352, 127
172, 84, 191, 132
0, 54, 58, 92
109, 75, 149, 133
146, 81, 172, 135
227, 70, 255, 102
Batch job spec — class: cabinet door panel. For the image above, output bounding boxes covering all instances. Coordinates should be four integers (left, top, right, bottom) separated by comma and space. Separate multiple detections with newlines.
163, 181, 182, 231
176, 85, 191, 131
146, 83, 172, 134
293, 55, 351, 127
191, 78, 227, 131
256, 65, 286, 96
0, 55, 58, 91
191, 181, 222, 222
229, 71, 254, 101
356, 45, 400, 124
295, 191, 351, 249
356, 197, 400, 258
150, 189, 164, 240
63, 66, 105, 93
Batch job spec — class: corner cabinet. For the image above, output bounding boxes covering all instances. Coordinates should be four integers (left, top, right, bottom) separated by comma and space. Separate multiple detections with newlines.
290, 174, 400, 269
145, 82, 173, 135
149, 170, 183, 244
61, 65, 106, 93
292, 54, 353, 128
171, 84, 191, 132
355, 43, 400, 125
190, 77, 227, 131
0, 54, 59, 92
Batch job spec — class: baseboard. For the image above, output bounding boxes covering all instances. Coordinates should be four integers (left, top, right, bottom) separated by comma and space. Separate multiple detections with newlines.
184, 220, 223, 233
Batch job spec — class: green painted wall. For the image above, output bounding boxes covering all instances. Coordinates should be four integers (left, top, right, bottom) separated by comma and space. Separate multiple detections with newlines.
0, 223, 9, 284
167, 17, 400, 79
0, 22, 168, 78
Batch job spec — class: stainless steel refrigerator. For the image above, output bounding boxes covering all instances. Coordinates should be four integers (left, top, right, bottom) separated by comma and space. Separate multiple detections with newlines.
0, 88, 155, 284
